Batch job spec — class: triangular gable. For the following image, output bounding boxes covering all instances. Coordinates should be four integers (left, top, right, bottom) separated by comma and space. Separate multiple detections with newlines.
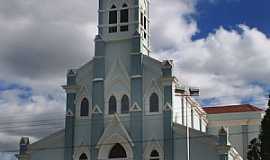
163, 102, 172, 111
66, 108, 74, 117
96, 114, 134, 148
92, 105, 103, 114
144, 79, 162, 99
106, 56, 130, 85
130, 102, 142, 112
143, 136, 164, 159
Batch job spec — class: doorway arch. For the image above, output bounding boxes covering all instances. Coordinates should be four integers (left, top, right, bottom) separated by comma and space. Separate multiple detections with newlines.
109, 143, 127, 159
97, 134, 133, 160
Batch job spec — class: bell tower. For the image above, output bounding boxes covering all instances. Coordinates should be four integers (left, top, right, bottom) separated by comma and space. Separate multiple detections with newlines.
96, 0, 150, 55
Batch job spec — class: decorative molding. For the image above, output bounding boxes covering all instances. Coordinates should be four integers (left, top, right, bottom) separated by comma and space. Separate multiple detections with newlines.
208, 119, 261, 127
131, 75, 143, 79
67, 69, 77, 76
92, 105, 103, 114
96, 114, 134, 148
73, 144, 90, 160
105, 56, 130, 101
163, 102, 172, 111
130, 102, 142, 112
62, 85, 80, 93
92, 78, 104, 82
66, 109, 74, 117
144, 79, 163, 114
143, 138, 164, 160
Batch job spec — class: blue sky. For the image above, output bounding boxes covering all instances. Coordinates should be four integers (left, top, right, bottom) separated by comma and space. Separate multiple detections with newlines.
193, 0, 270, 39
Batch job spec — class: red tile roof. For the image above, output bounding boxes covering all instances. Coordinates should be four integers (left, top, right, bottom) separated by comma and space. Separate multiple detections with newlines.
203, 104, 264, 114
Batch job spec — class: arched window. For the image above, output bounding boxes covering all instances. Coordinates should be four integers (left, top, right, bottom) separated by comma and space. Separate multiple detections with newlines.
111, 4, 117, 9
80, 98, 89, 117
121, 95, 129, 114
79, 153, 88, 160
109, 96, 117, 114
109, 4, 117, 33
109, 143, 127, 158
150, 93, 159, 112
122, 3, 128, 8
150, 150, 160, 160
120, 3, 129, 32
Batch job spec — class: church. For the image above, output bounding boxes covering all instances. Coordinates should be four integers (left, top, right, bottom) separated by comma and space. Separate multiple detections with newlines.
16, 0, 264, 160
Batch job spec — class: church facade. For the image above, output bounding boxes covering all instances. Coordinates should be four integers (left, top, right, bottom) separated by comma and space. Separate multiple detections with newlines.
16, 0, 262, 160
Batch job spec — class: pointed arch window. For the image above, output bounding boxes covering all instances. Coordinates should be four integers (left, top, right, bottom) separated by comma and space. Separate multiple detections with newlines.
121, 95, 129, 114
122, 3, 128, 8
120, 3, 129, 32
109, 4, 117, 33
150, 93, 159, 112
109, 143, 127, 158
79, 153, 88, 160
80, 98, 89, 117
109, 96, 117, 114
111, 4, 117, 9
150, 150, 160, 160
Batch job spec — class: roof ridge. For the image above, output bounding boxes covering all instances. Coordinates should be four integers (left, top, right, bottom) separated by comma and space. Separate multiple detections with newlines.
203, 104, 264, 114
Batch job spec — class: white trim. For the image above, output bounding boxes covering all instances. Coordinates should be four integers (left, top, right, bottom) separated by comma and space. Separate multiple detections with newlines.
99, 5, 139, 12
143, 139, 164, 160
131, 75, 143, 79
92, 78, 104, 82
97, 114, 134, 148
97, 114, 134, 160
66, 108, 74, 117
73, 145, 90, 160
130, 102, 142, 112
97, 134, 134, 160
92, 105, 103, 114
163, 102, 172, 111
208, 119, 261, 127
144, 79, 163, 115
76, 86, 91, 119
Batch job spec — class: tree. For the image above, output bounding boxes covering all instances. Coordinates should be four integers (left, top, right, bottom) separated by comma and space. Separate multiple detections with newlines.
247, 138, 261, 160
259, 95, 270, 160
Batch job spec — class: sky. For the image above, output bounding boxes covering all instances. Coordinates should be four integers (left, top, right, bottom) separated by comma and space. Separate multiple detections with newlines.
0, 0, 270, 159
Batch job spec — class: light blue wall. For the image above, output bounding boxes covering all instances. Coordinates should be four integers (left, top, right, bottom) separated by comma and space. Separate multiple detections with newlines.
189, 137, 219, 160
31, 149, 64, 160
64, 73, 77, 160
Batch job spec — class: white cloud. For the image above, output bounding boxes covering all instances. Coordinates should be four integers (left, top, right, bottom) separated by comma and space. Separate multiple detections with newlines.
0, 0, 270, 159
154, 25, 270, 106
148, 1, 270, 107
0, 153, 16, 160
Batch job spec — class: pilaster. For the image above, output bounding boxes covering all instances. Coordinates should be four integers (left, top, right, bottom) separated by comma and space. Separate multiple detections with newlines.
130, 53, 143, 160
91, 55, 105, 159
217, 127, 231, 160
64, 70, 77, 160
162, 60, 174, 160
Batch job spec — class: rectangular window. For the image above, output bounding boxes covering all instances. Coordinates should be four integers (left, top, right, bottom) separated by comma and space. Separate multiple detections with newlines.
144, 16, 147, 30
109, 26, 117, 33
120, 25, 129, 32
120, 9, 129, 23
109, 10, 117, 24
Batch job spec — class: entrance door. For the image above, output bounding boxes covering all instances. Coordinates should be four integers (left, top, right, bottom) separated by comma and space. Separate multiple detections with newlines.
108, 143, 127, 159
